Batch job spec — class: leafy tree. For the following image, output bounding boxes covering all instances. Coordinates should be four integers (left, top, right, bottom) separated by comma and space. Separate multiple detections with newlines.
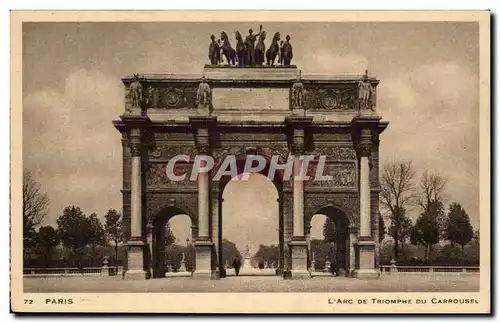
380, 162, 416, 259
36, 225, 60, 266
56, 206, 90, 260
388, 206, 413, 257
410, 200, 444, 262
104, 209, 124, 265
253, 244, 280, 267
23, 169, 49, 249
164, 222, 176, 246
378, 214, 386, 243
220, 239, 242, 267
322, 217, 336, 243
446, 203, 474, 255
87, 213, 107, 254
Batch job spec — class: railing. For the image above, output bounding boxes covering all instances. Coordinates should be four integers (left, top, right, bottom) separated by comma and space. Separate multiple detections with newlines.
379, 265, 480, 275
23, 266, 124, 277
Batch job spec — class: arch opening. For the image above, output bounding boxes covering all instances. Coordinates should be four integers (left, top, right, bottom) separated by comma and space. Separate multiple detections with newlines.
308, 206, 351, 276
151, 207, 193, 278
220, 172, 280, 276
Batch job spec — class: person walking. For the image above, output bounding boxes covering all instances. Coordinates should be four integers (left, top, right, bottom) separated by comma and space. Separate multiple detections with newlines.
232, 256, 242, 276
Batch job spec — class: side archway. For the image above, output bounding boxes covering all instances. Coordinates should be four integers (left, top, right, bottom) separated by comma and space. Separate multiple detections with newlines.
149, 206, 194, 278
306, 205, 351, 275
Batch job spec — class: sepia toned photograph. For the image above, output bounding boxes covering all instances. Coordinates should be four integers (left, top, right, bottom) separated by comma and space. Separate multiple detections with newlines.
11, 11, 490, 313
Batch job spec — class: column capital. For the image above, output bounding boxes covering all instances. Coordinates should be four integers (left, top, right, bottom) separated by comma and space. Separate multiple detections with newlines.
189, 116, 217, 154
286, 116, 313, 154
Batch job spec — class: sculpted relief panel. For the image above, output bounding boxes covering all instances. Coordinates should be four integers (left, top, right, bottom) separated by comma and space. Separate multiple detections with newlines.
306, 162, 357, 188
310, 146, 357, 160
146, 163, 194, 187
303, 87, 357, 111
143, 85, 198, 110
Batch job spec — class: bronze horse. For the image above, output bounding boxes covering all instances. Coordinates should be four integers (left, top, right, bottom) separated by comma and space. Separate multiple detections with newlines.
265, 32, 281, 65
220, 31, 236, 65
235, 31, 246, 66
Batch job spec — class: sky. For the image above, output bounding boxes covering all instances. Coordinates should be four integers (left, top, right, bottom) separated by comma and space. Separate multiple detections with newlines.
23, 22, 480, 254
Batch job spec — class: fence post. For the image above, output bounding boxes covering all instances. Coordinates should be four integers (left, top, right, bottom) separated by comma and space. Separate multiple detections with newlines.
102, 256, 109, 276
462, 268, 467, 273
429, 266, 434, 273
389, 258, 397, 274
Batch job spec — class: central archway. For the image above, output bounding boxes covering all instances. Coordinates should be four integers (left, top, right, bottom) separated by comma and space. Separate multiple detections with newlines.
221, 173, 280, 276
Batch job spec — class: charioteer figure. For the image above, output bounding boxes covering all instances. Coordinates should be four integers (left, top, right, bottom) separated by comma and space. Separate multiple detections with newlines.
244, 24, 263, 66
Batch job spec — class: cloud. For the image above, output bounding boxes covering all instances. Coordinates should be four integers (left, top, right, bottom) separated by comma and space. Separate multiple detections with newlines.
23, 69, 124, 224
298, 50, 369, 75
378, 61, 479, 225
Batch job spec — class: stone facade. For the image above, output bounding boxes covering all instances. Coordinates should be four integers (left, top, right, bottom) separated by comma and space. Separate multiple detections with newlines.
113, 66, 388, 280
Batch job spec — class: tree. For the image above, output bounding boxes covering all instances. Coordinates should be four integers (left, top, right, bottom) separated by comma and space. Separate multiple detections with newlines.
322, 217, 336, 243
418, 170, 448, 240
378, 214, 386, 243
104, 209, 124, 265
221, 239, 242, 267
380, 162, 416, 259
446, 203, 474, 256
87, 213, 107, 254
23, 169, 49, 249
388, 206, 413, 258
56, 206, 90, 261
36, 225, 60, 266
164, 222, 176, 246
410, 200, 444, 262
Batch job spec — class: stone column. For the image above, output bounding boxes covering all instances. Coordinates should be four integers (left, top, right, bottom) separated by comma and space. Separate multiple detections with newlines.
145, 225, 154, 279
285, 116, 313, 279
352, 115, 380, 279
121, 115, 150, 280
190, 116, 217, 279
348, 227, 358, 277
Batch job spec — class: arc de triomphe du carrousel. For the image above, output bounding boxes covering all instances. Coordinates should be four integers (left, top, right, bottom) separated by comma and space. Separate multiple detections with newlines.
113, 31, 388, 280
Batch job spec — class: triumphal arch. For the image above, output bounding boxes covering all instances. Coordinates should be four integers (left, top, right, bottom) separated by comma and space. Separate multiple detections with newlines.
113, 62, 388, 280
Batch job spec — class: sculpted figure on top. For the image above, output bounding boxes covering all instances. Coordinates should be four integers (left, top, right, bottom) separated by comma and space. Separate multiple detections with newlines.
207, 25, 294, 66
358, 70, 375, 112
125, 73, 143, 115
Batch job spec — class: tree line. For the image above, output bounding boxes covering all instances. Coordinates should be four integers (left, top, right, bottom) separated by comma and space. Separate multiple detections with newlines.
23, 170, 125, 267
379, 162, 476, 263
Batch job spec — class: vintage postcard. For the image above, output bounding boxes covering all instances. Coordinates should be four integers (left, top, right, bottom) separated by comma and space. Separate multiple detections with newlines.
10, 10, 490, 314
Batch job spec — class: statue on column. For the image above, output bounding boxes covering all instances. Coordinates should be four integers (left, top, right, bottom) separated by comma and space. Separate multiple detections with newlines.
358, 70, 375, 112
291, 71, 304, 109
281, 35, 293, 66
208, 34, 221, 65
244, 24, 263, 66
126, 74, 143, 115
196, 76, 212, 110
265, 32, 281, 65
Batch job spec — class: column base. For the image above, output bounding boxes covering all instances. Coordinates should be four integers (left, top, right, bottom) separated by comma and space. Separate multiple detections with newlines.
354, 238, 379, 280
125, 239, 147, 280
123, 269, 149, 280
353, 268, 380, 280
289, 240, 310, 279
193, 240, 214, 279
291, 269, 311, 279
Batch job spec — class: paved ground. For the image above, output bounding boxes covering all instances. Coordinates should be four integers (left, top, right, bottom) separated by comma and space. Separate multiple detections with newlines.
24, 274, 479, 293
